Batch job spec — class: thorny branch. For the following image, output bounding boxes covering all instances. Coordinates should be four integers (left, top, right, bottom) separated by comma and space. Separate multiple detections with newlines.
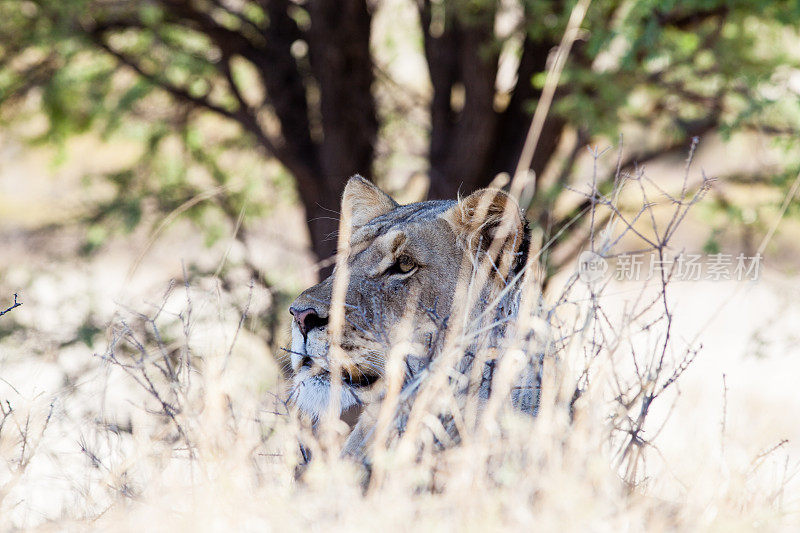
562, 138, 712, 484
98, 275, 275, 465
0, 293, 22, 318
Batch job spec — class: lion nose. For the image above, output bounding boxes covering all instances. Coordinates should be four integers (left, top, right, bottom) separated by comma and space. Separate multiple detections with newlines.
289, 307, 329, 338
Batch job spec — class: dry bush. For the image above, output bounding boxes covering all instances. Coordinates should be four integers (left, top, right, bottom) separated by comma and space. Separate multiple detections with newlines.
1, 145, 796, 530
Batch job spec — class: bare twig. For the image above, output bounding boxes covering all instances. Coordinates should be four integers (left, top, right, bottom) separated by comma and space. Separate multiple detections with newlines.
0, 293, 22, 318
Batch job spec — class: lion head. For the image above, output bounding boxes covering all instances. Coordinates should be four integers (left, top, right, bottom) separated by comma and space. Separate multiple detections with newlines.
288, 175, 529, 421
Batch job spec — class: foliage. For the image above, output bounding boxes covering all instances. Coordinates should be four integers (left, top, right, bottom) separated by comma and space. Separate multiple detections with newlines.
0, 0, 798, 272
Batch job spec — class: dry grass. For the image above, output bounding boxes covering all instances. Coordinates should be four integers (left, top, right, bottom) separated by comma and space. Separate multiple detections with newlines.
2, 143, 797, 531
1, 1, 798, 526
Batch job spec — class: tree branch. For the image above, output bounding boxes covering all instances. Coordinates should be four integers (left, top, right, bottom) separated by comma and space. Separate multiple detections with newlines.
88, 31, 301, 166
550, 115, 719, 244
155, 0, 319, 179
655, 5, 728, 29
0, 294, 21, 318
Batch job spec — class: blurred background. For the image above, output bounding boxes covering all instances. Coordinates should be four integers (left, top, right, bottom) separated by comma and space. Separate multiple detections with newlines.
1, 0, 800, 527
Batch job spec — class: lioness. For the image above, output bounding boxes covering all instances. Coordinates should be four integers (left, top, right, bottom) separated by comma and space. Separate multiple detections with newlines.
288, 176, 536, 457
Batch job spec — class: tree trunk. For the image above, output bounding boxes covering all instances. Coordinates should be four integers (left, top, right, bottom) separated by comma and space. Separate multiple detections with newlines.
488, 37, 566, 182
305, 0, 377, 276
420, 1, 499, 199
419, 3, 564, 201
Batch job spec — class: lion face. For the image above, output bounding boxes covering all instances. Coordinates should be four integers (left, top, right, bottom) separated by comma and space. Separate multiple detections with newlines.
288, 176, 527, 421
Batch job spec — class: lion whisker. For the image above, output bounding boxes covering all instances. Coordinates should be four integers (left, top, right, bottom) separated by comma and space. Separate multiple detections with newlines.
281, 347, 307, 358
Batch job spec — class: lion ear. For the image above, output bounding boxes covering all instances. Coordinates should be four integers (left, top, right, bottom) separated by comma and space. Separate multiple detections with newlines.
342, 175, 398, 230
444, 188, 528, 278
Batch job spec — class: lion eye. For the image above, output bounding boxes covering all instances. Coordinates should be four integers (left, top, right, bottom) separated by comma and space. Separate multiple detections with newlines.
389, 254, 417, 275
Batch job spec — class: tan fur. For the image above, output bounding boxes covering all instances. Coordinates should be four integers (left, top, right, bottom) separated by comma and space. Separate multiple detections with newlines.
342, 175, 398, 230
287, 175, 528, 457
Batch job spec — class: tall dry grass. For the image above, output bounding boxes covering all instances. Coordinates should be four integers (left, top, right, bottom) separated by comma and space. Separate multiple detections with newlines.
2, 0, 798, 526
2, 141, 795, 531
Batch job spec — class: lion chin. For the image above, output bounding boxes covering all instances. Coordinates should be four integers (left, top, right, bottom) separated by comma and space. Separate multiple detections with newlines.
288, 321, 365, 421
289, 368, 362, 421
